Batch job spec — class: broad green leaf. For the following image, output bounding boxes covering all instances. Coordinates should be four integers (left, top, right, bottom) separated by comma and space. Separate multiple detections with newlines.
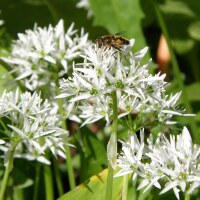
76, 127, 107, 182
0, 0, 95, 39
188, 21, 200, 41
159, 0, 196, 17
90, 0, 148, 51
159, 0, 200, 54
173, 39, 195, 55
195, 112, 200, 123
185, 83, 200, 101
58, 169, 123, 200
141, 0, 200, 54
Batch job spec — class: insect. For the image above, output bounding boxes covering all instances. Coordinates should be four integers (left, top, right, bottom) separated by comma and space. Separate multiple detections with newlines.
95, 33, 130, 51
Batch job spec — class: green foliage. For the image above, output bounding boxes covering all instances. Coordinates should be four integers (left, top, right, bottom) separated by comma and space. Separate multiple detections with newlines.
0, 0, 200, 199
90, 0, 147, 50
75, 127, 107, 182
58, 169, 123, 200
159, 0, 200, 55
186, 83, 200, 101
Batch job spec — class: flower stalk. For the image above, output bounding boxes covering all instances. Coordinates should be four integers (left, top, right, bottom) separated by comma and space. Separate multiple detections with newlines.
53, 157, 64, 196
106, 91, 118, 200
122, 175, 129, 200
55, 72, 76, 190
185, 193, 190, 200
65, 145, 76, 189
33, 163, 41, 200
0, 142, 18, 200
44, 164, 54, 200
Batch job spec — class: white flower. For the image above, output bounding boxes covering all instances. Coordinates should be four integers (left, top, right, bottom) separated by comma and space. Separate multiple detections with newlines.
158, 127, 200, 198
116, 127, 200, 199
115, 129, 145, 185
0, 89, 69, 165
78, 96, 112, 126
58, 40, 188, 127
1, 19, 88, 92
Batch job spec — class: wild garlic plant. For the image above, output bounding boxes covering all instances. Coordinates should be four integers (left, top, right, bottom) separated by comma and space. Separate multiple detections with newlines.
0, 20, 88, 199
57, 38, 195, 199
115, 127, 200, 200
2, 19, 88, 99
0, 18, 197, 200
0, 89, 69, 199
58, 39, 188, 128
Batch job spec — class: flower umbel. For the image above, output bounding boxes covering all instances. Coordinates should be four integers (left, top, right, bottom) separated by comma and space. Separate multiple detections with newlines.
58, 39, 188, 128
1, 19, 88, 92
115, 127, 200, 200
0, 89, 68, 165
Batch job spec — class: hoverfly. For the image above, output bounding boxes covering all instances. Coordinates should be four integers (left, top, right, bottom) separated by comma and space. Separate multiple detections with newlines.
95, 33, 130, 51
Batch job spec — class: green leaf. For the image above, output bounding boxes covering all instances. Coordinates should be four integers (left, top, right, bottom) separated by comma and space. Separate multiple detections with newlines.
188, 21, 200, 41
76, 127, 107, 182
195, 111, 200, 123
159, 0, 200, 54
90, 0, 148, 50
0, 0, 95, 39
0, 65, 7, 95
185, 83, 200, 101
58, 169, 123, 200
141, 0, 200, 54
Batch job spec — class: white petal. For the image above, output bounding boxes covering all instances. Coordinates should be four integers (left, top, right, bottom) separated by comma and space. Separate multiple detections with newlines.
15, 71, 32, 80
160, 180, 178, 194
8, 125, 28, 140
114, 169, 133, 177
0, 139, 5, 144
137, 179, 149, 190
69, 93, 91, 102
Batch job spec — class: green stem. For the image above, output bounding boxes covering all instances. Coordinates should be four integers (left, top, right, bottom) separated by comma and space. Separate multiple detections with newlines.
153, 1, 198, 141
185, 193, 190, 200
106, 163, 114, 200
0, 119, 8, 135
122, 175, 129, 200
33, 163, 41, 200
53, 157, 64, 196
55, 73, 76, 190
0, 142, 17, 200
43, 165, 54, 200
65, 145, 76, 189
106, 91, 118, 200
14, 189, 23, 200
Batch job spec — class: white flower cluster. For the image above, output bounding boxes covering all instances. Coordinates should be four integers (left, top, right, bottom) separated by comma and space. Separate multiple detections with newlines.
58, 40, 186, 127
115, 127, 200, 200
2, 19, 88, 91
0, 89, 68, 165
